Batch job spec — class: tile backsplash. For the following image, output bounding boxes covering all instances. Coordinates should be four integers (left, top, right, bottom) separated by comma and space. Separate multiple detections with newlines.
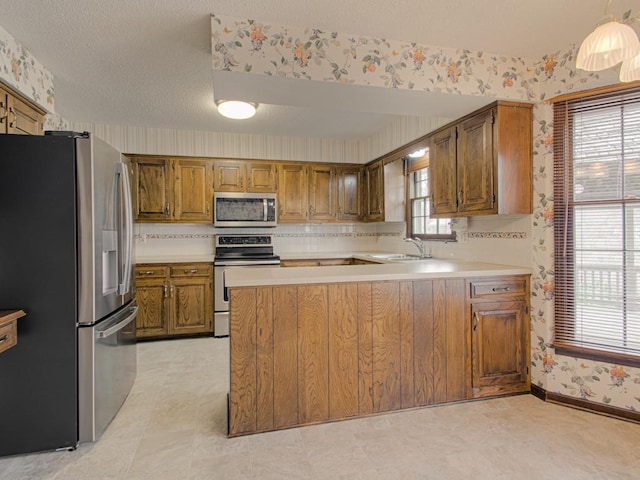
135, 214, 531, 267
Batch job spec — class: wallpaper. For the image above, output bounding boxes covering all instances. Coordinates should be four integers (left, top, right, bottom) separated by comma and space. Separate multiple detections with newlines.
0, 26, 54, 112
210, 13, 640, 414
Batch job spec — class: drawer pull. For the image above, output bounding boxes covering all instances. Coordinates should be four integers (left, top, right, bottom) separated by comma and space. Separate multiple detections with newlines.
184, 269, 199, 274
473, 312, 480, 331
140, 270, 156, 275
492, 287, 511, 292
0, 334, 8, 344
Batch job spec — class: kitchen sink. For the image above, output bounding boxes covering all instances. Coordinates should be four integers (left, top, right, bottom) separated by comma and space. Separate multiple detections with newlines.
364, 253, 432, 262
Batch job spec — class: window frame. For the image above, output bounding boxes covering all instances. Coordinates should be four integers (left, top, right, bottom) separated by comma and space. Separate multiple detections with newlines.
552, 83, 640, 367
406, 165, 455, 241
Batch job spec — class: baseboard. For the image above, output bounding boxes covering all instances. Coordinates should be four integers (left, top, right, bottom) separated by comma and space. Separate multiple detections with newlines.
530, 385, 640, 424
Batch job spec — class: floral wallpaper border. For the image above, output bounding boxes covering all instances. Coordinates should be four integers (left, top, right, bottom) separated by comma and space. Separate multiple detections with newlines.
0, 26, 54, 112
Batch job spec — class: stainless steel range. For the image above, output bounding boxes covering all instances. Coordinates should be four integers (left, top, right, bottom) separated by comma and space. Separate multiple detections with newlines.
214, 234, 280, 337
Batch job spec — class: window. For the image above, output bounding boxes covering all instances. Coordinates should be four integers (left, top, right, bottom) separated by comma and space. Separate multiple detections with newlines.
407, 164, 454, 240
553, 85, 640, 365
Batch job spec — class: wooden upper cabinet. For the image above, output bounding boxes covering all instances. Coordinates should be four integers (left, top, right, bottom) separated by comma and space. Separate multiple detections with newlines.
457, 109, 494, 214
246, 162, 277, 192
133, 157, 172, 221
0, 84, 45, 135
173, 159, 213, 222
337, 166, 363, 221
364, 160, 384, 222
278, 163, 308, 222
131, 156, 213, 223
430, 127, 458, 216
308, 164, 337, 221
429, 101, 532, 218
214, 160, 277, 193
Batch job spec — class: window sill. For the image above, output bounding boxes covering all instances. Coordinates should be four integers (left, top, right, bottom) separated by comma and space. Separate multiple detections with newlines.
554, 343, 640, 368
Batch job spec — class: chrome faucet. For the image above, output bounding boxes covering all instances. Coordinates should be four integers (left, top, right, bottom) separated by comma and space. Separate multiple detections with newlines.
403, 237, 431, 258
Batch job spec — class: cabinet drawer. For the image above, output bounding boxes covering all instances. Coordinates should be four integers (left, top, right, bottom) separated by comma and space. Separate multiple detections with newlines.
0, 320, 18, 355
170, 264, 212, 277
135, 265, 169, 278
470, 278, 526, 299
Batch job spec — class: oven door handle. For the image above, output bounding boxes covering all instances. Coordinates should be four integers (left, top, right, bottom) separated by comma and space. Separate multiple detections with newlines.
222, 269, 229, 303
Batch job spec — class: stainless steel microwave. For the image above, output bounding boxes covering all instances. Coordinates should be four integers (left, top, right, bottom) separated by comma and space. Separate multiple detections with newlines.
213, 192, 277, 227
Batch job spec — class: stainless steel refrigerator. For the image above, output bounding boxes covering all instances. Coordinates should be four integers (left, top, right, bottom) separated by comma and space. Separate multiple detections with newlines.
0, 131, 137, 456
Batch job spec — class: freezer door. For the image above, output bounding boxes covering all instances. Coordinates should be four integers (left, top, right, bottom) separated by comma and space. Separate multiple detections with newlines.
78, 301, 137, 442
77, 135, 135, 325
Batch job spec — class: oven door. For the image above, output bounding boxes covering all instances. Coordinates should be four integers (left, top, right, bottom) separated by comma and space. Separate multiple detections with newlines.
214, 262, 280, 337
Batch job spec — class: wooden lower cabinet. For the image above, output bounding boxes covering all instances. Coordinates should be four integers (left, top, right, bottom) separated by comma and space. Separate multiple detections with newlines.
468, 276, 530, 397
229, 278, 473, 436
135, 263, 213, 339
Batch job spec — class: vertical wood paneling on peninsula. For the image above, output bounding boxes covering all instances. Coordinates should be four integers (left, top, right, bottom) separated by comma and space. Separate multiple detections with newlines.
273, 286, 298, 428
372, 282, 401, 413
256, 287, 274, 431
328, 284, 359, 419
229, 287, 257, 434
228, 275, 528, 436
297, 285, 330, 423
357, 283, 374, 415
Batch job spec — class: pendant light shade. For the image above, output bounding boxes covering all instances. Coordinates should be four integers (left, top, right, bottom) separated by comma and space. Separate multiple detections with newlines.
576, 21, 640, 71
620, 53, 640, 82
216, 100, 257, 119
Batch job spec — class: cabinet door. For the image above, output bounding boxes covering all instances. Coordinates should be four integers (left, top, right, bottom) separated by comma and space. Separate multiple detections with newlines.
471, 300, 528, 394
278, 163, 308, 222
309, 165, 337, 222
337, 166, 363, 221
430, 127, 458, 216
6, 94, 44, 135
214, 160, 245, 192
133, 158, 172, 221
365, 161, 383, 221
174, 159, 213, 222
247, 162, 277, 192
169, 276, 213, 335
457, 109, 495, 214
135, 277, 169, 338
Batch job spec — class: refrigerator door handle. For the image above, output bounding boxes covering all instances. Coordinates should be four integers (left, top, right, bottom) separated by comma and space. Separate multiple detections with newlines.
96, 306, 138, 339
116, 161, 134, 296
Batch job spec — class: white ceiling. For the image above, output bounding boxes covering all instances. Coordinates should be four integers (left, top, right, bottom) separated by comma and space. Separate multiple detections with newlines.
0, 0, 637, 138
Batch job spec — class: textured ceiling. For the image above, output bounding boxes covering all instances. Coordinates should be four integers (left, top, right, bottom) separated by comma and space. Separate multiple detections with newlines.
0, 0, 637, 138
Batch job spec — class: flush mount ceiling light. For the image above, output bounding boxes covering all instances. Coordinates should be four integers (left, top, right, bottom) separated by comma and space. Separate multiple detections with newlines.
216, 100, 257, 119
576, 1, 640, 81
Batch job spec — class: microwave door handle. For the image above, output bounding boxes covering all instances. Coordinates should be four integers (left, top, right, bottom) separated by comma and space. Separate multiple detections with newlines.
263, 199, 268, 221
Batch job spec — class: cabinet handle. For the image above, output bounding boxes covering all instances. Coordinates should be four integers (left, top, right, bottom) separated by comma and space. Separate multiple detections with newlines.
309, 205, 314, 215
0, 101, 6, 123
492, 287, 511, 292
248, 177, 252, 187
458, 188, 463, 205
140, 270, 155, 275
170, 285, 175, 297
163, 282, 168, 298
0, 335, 8, 344
207, 204, 210, 215
8, 107, 16, 128
184, 269, 198, 274
239, 178, 244, 188
473, 311, 480, 331
165, 203, 170, 215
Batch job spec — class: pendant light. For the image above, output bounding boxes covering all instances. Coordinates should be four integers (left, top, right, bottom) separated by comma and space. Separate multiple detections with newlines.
575, 1, 640, 81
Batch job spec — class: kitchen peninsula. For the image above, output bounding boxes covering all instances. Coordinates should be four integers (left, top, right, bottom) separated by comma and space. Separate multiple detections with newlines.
225, 258, 531, 436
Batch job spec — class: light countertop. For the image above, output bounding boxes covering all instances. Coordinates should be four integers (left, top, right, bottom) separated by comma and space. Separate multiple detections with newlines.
224, 257, 531, 287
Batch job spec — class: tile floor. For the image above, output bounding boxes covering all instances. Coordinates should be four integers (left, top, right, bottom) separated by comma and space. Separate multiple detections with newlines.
1, 337, 639, 479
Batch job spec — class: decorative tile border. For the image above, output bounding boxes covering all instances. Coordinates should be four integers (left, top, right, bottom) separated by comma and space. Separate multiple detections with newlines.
135, 233, 215, 239
135, 232, 402, 240
468, 232, 527, 239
